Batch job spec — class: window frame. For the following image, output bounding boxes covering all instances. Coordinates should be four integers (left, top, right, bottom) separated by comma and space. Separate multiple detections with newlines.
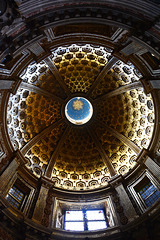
136, 179, 160, 208
64, 208, 108, 231
6, 185, 25, 210
53, 197, 117, 230
5, 177, 35, 215
128, 170, 160, 212
64, 210, 84, 231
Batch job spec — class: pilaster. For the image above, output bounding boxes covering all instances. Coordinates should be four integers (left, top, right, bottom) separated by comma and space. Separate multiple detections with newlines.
0, 157, 18, 195
109, 175, 137, 223
144, 157, 160, 181
32, 182, 49, 224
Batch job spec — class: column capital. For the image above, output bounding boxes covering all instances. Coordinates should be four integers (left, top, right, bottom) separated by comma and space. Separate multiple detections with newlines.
15, 149, 28, 166
108, 175, 124, 187
136, 148, 149, 164
41, 176, 53, 189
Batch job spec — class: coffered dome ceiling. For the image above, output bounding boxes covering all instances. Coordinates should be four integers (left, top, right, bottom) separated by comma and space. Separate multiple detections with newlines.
6, 44, 155, 190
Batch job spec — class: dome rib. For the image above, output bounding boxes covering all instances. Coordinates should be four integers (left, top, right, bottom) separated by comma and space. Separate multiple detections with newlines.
45, 125, 71, 178
21, 118, 64, 155
87, 125, 116, 177
20, 81, 65, 103
94, 81, 142, 102
96, 119, 140, 154
86, 56, 118, 97
44, 57, 71, 96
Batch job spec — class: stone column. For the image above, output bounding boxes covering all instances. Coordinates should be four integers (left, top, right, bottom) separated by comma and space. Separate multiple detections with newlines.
51, 196, 59, 229
0, 157, 19, 195
32, 183, 49, 224
105, 198, 118, 227
144, 156, 160, 181
0, 150, 27, 195
137, 149, 160, 181
0, 80, 14, 90
120, 41, 147, 56
109, 175, 137, 223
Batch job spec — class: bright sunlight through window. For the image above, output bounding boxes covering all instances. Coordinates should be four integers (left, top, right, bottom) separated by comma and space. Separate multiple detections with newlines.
64, 209, 107, 231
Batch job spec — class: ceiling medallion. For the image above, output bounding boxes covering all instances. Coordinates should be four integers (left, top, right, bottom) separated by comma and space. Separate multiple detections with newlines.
65, 97, 93, 125
73, 99, 84, 110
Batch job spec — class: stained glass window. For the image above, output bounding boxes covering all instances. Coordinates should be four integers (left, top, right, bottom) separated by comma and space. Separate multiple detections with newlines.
6, 185, 24, 209
64, 209, 107, 231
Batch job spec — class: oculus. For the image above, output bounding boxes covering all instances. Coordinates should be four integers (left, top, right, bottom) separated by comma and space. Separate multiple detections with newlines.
65, 97, 93, 125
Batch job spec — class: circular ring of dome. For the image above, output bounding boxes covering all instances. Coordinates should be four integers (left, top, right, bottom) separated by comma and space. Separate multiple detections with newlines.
5, 43, 156, 191
65, 97, 93, 125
